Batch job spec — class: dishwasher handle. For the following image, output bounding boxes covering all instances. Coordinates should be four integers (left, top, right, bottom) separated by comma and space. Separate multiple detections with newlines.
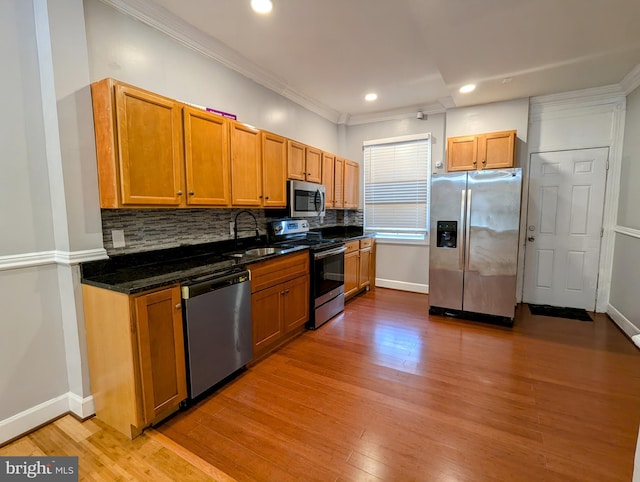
182, 269, 250, 300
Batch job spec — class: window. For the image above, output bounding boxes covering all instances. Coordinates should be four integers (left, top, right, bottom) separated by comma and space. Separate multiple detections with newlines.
363, 133, 431, 242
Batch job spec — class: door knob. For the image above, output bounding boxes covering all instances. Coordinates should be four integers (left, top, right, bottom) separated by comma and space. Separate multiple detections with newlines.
527, 236, 535, 242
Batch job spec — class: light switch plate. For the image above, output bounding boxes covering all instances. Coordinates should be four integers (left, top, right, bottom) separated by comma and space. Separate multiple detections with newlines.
112, 230, 125, 248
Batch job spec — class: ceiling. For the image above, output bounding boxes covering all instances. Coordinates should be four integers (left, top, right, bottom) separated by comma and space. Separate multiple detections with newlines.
109, 0, 640, 123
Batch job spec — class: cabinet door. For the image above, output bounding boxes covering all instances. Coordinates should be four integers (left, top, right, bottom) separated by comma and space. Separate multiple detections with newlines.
334, 157, 344, 208
115, 84, 183, 205
282, 275, 310, 333
447, 135, 478, 172
344, 160, 359, 209
262, 132, 287, 207
252, 284, 284, 357
479, 130, 516, 169
230, 121, 262, 206
322, 152, 335, 208
183, 107, 230, 206
133, 286, 187, 424
344, 250, 360, 299
305, 146, 322, 183
287, 140, 306, 180
359, 247, 372, 289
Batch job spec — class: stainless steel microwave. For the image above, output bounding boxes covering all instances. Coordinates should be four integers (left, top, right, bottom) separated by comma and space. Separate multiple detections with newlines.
288, 180, 325, 218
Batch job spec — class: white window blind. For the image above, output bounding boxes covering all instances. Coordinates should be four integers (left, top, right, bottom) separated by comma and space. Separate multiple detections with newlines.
363, 134, 431, 241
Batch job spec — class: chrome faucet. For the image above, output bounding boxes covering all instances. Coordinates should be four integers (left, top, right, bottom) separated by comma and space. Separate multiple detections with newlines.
234, 210, 260, 248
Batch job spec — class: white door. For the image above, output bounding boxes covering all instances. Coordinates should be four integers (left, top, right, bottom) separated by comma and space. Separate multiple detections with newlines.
522, 148, 608, 310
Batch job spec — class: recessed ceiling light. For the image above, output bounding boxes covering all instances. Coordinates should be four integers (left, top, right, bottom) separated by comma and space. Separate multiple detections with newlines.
459, 84, 476, 94
365, 93, 378, 102
251, 0, 273, 14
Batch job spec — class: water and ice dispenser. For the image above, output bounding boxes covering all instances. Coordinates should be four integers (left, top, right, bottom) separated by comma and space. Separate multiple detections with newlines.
436, 221, 457, 248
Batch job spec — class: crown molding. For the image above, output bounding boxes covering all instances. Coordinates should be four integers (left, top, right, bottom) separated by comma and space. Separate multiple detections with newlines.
347, 103, 446, 126
99, 0, 341, 123
529, 84, 625, 116
620, 64, 640, 95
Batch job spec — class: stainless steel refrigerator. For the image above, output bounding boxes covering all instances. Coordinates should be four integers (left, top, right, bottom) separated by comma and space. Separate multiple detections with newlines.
429, 168, 522, 322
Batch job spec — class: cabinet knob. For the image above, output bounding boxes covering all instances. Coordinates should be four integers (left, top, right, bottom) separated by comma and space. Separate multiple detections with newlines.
265, 196, 269, 200
472, 160, 477, 167
259, 195, 263, 199
177, 191, 183, 196
284, 289, 290, 294
189, 191, 195, 195
175, 303, 181, 310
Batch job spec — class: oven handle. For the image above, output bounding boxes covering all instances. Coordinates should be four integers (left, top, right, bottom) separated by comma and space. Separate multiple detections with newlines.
313, 245, 347, 260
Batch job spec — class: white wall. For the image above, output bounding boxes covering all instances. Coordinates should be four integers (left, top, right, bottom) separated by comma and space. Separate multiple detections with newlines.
0, 0, 68, 443
609, 84, 640, 337
83, 0, 338, 154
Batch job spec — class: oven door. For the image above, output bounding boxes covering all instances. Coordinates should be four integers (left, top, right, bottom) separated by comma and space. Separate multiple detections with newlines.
312, 245, 346, 306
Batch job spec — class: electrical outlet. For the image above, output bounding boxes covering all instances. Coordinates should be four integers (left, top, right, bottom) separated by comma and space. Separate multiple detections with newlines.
112, 230, 125, 248
229, 221, 235, 236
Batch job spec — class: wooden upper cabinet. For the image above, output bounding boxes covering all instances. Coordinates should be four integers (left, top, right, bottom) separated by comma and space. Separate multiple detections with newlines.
286, 140, 322, 183
287, 140, 306, 181
344, 160, 359, 209
183, 106, 230, 206
480, 130, 516, 169
305, 146, 322, 183
447, 135, 478, 172
446, 130, 516, 172
334, 157, 345, 208
92, 79, 184, 207
230, 121, 262, 206
261, 131, 287, 207
322, 152, 335, 208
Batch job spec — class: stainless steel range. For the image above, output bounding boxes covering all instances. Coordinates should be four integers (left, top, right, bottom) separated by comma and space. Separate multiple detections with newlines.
269, 220, 346, 329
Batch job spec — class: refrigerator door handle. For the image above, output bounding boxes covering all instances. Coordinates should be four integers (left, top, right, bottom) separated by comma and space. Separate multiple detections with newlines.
459, 189, 466, 270
465, 189, 472, 271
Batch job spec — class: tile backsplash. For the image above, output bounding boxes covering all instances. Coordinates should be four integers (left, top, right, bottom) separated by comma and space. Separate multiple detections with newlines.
101, 208, 363, 255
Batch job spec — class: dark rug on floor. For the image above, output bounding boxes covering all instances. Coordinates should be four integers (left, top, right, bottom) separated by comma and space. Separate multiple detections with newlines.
528, 304, 592, 321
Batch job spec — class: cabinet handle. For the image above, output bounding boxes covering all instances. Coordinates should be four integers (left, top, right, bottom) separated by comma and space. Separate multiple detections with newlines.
175, 303, 181, 310
284, 289, 290, 294
189, 191, 195, 195
177, 191, 183, 196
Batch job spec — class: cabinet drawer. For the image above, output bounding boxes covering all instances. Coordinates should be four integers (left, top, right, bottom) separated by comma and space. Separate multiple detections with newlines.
249, 251, 309, 293
359, 238, 373, 249
345, 240, 359, 254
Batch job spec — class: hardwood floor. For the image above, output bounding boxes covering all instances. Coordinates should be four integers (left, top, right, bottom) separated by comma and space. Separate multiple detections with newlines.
158, 288, 640, 481
2, 288, 639, 481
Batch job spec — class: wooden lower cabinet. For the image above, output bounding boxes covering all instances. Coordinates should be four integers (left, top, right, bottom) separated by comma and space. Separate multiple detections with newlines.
344, 238, 376, 300
249, 252, 310, 359
82, 284, 187, 439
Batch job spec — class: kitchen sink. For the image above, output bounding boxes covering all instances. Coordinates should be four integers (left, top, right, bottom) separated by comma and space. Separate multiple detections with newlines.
244, 247, 277, 257
226, 246, 279, 259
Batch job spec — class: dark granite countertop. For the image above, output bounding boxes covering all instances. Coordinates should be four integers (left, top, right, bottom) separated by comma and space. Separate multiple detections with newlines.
81, 225, 369, 295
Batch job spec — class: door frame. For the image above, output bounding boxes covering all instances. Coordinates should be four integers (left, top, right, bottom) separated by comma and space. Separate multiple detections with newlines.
521, 148, 609, 310
518, 91, 627, 313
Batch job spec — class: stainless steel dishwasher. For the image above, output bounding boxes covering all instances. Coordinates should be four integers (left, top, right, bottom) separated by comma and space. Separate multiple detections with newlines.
181, 268, 252, 400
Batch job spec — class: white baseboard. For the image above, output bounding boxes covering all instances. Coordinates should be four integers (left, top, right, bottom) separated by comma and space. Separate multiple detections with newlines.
375, 278, 428, 294
68, 393, 95, 420
0, 392, 95, 445
607, 304, 640, 342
